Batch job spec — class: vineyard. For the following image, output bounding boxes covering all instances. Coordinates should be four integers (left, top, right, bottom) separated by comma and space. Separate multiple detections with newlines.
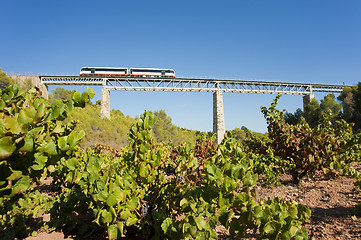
1, 85, 361, 239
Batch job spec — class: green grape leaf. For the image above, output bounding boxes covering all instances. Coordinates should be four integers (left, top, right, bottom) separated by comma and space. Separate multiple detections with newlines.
106, 193, 118, 207
126, 217, 138, 226
11, 176, 30, 195
73, 91, 82, 103
253, 205, 264, 219
58, 136, 70, 151
34, 103, 46, 122
32, 153, 48, 170
40, 141, 57, 155
243, 172, 258, 186
18, 109, 33, 124
86, 87, 96, 98
101, 209, 113, 223
263, 220, 279, 235
195, 216, 207, 230
0, 137, 16, 160
117, 221, 125, 237
53, 121, 64, 133
108, 224, 118, 240
6, 170, 22, 181
47, 165, 55, 173
180, 198, 189, 208
5, 118, 21, 133
139, 163, 149, 178
65, 158, 77, 170
161, 217, 172, 233
0, 99, 4, 109
19, 133, 34, 152
120, 208, 132, 220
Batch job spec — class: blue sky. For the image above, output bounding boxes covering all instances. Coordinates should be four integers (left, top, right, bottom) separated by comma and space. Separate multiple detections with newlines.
1, 0, 360, 133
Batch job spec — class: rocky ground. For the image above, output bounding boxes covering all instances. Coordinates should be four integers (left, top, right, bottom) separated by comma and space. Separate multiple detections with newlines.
24, 173, 361, 240
217, 174, 361, 240
258, 174, 361, 240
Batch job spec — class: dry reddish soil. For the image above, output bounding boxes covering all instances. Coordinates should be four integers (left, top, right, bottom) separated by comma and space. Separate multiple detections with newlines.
256, 174, 361, 240
24, 174, 361, 240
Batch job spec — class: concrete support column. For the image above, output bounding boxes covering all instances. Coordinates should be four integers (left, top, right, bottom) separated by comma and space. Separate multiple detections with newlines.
303, 93, 315, 111
101, 88, 110, 119
213, 91, 225, 144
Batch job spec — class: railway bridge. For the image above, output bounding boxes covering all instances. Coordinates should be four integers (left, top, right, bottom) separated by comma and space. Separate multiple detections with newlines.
40, 76, 345, 144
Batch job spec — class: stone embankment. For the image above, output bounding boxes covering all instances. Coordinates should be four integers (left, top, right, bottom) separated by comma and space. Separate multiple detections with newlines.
10, 75, 48, 98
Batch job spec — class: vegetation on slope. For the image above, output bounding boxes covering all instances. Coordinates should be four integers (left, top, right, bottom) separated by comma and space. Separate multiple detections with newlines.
0, 68, 14, 89
49, 87, 200, 148
0, 69, 33, 91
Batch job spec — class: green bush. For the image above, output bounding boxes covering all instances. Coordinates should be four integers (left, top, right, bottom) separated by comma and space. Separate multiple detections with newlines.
1, 87, 312, 239
0, 84, 94, 238
261, 95, 361, 183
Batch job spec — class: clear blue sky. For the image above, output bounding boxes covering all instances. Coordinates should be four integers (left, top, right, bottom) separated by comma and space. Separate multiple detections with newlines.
1, 0, 360, 133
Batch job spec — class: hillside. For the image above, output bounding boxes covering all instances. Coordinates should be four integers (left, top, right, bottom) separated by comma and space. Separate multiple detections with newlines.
68, 104, 199, 149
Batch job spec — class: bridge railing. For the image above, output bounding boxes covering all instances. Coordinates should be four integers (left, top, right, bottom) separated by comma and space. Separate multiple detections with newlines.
40, 76, 345, 95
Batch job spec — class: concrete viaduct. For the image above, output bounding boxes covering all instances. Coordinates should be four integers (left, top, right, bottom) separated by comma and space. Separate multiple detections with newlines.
38, 75, 345, 144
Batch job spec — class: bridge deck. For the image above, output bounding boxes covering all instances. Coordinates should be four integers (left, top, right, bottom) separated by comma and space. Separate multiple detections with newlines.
40, 76, 345, 95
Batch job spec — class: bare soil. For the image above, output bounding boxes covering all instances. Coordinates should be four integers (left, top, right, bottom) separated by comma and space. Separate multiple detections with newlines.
257, 174, 361, 240
24, 174, 361, 240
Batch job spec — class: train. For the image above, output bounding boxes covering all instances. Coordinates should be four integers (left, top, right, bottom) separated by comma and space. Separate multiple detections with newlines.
80, 67, 175, 78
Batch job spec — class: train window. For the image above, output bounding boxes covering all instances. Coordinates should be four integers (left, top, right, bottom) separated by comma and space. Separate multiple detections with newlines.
132, 69, 158, 73
129, 69, 174, 75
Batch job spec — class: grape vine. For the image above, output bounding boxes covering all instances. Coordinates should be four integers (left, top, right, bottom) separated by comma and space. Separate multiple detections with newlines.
1, 86, 321, 239
0, 85, 94, 238
261, 95, 361, 183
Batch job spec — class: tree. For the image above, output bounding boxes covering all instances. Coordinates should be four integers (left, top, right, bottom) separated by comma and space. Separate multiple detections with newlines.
152, 110, 197, 145
153, 110, 175, 143
49, 87, 77, 102
0, 68, 14, 89
337, 86, 357, 122
320, 93, 342, 120
302, 94, 342, 128
69, 104, 134, 149
230, 128, 246, 142
354, 82, 361, 112
284, 108, 303, 125
303, 98, 321, 128
337, 83, 361, 131
241, 126, 250, 133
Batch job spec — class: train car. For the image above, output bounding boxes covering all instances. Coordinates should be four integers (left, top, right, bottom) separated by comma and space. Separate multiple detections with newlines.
80, 67, 176, 77
80, 67, 128, 76
129, 68, 175, 78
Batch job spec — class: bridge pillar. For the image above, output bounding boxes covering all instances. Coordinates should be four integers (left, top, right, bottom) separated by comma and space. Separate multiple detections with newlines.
213, 91, 225, 144
101, 88, 110, 119
303, 94, 315, 111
